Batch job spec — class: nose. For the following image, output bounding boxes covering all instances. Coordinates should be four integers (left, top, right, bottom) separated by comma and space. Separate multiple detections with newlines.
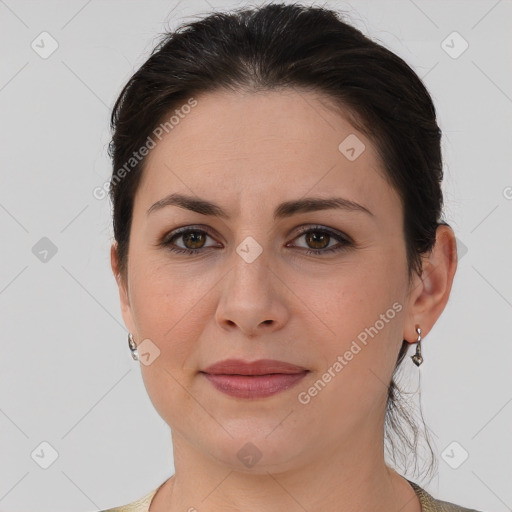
214, 245, 290, 337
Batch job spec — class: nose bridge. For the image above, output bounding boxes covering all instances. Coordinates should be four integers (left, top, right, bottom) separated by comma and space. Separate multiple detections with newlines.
214, 230, 288, 334
220, 200, 280, 298
229, 232, 272, 295
228, 200, 271, 270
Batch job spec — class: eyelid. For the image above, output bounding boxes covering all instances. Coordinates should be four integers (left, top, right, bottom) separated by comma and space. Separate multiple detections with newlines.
161, 224, 351, 244
160, 223, 353, 255
292, 224, 353, 243
160, 224, 220, 246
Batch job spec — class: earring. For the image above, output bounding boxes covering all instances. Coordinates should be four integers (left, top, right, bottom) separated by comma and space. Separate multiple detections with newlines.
411, 326, 423, 367
128, 332, 139, 361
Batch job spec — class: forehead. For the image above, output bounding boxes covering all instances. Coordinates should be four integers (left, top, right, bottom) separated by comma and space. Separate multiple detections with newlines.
134, 88, 401, 224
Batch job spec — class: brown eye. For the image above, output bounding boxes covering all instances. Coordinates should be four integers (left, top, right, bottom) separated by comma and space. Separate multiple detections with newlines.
181, 231, 207, 250
304, 231, 330, 250
160, 225, 352, 256
161, 227, 220, 255
290, 226, 352, 256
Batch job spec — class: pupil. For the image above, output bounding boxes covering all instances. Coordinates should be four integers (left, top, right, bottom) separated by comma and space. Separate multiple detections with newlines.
306, 232, 328, 249
184, 232, 204, 249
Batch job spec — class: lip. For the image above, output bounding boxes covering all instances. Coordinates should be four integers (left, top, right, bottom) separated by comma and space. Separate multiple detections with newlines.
202, 358, 308, 375
200, 358, 309, 399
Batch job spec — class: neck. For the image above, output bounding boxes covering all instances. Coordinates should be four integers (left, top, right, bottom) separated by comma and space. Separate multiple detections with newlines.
150, 430, 420, 512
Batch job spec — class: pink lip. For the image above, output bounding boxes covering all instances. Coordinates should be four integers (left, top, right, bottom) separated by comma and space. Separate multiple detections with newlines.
202, 358, 308, 375
200, 358, 309, 399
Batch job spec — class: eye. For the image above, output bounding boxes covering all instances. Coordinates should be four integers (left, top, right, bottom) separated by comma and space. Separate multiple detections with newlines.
159, 226, 220, 255
288, 225, 352, 255
158, 224, 352, 256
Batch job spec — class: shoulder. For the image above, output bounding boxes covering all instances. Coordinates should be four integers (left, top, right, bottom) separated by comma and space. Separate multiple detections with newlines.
99, 486, 160, 512
407, 479, 485, 512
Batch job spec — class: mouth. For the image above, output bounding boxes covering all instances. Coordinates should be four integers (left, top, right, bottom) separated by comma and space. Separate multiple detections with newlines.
201, 358, 308, 375
200, 358, 309, 399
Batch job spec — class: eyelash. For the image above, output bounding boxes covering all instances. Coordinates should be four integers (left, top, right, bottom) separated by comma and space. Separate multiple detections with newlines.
159, 224, 352, 256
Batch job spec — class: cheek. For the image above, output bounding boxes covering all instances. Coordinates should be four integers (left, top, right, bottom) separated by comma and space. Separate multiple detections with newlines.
140, 363, 203, 435
298, 279, 406, 432
311, 249, 407, 377
128, 260, 203, 366
132, 264, 208, 427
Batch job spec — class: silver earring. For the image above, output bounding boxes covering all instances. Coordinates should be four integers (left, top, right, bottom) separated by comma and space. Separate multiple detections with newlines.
411, 327, 423, 367
128, 332, 139, 361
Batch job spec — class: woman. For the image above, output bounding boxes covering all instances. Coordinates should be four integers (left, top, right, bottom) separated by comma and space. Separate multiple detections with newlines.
104, 3, 481, 511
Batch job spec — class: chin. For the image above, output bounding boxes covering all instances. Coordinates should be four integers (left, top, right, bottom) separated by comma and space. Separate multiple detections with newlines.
200, 429, 306, 474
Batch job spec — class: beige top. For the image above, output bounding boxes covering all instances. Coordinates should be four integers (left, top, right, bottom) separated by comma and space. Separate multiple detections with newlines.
101, 479, 483, 512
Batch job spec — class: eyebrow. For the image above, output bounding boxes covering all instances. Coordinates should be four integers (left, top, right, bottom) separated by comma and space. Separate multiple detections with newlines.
146, 193, 374, 219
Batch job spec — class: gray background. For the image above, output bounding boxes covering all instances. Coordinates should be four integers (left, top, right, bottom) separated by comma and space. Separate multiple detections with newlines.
1, 0, 511, 511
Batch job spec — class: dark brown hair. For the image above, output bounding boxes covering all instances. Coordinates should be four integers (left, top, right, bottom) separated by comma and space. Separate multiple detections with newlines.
109, 2, 444, 481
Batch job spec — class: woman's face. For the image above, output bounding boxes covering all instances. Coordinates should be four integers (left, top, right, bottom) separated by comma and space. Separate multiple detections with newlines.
113, 88, 421, 472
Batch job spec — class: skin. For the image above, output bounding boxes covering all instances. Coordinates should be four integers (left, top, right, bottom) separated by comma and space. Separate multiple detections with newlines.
111, 88, 457, 512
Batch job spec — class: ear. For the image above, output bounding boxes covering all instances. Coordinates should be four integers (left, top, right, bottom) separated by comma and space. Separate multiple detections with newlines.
110, 243, 137, 336
403, 224, 458, 343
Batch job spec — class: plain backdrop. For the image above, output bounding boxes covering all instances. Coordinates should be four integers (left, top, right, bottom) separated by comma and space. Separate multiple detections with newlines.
0, 0, 511, 511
